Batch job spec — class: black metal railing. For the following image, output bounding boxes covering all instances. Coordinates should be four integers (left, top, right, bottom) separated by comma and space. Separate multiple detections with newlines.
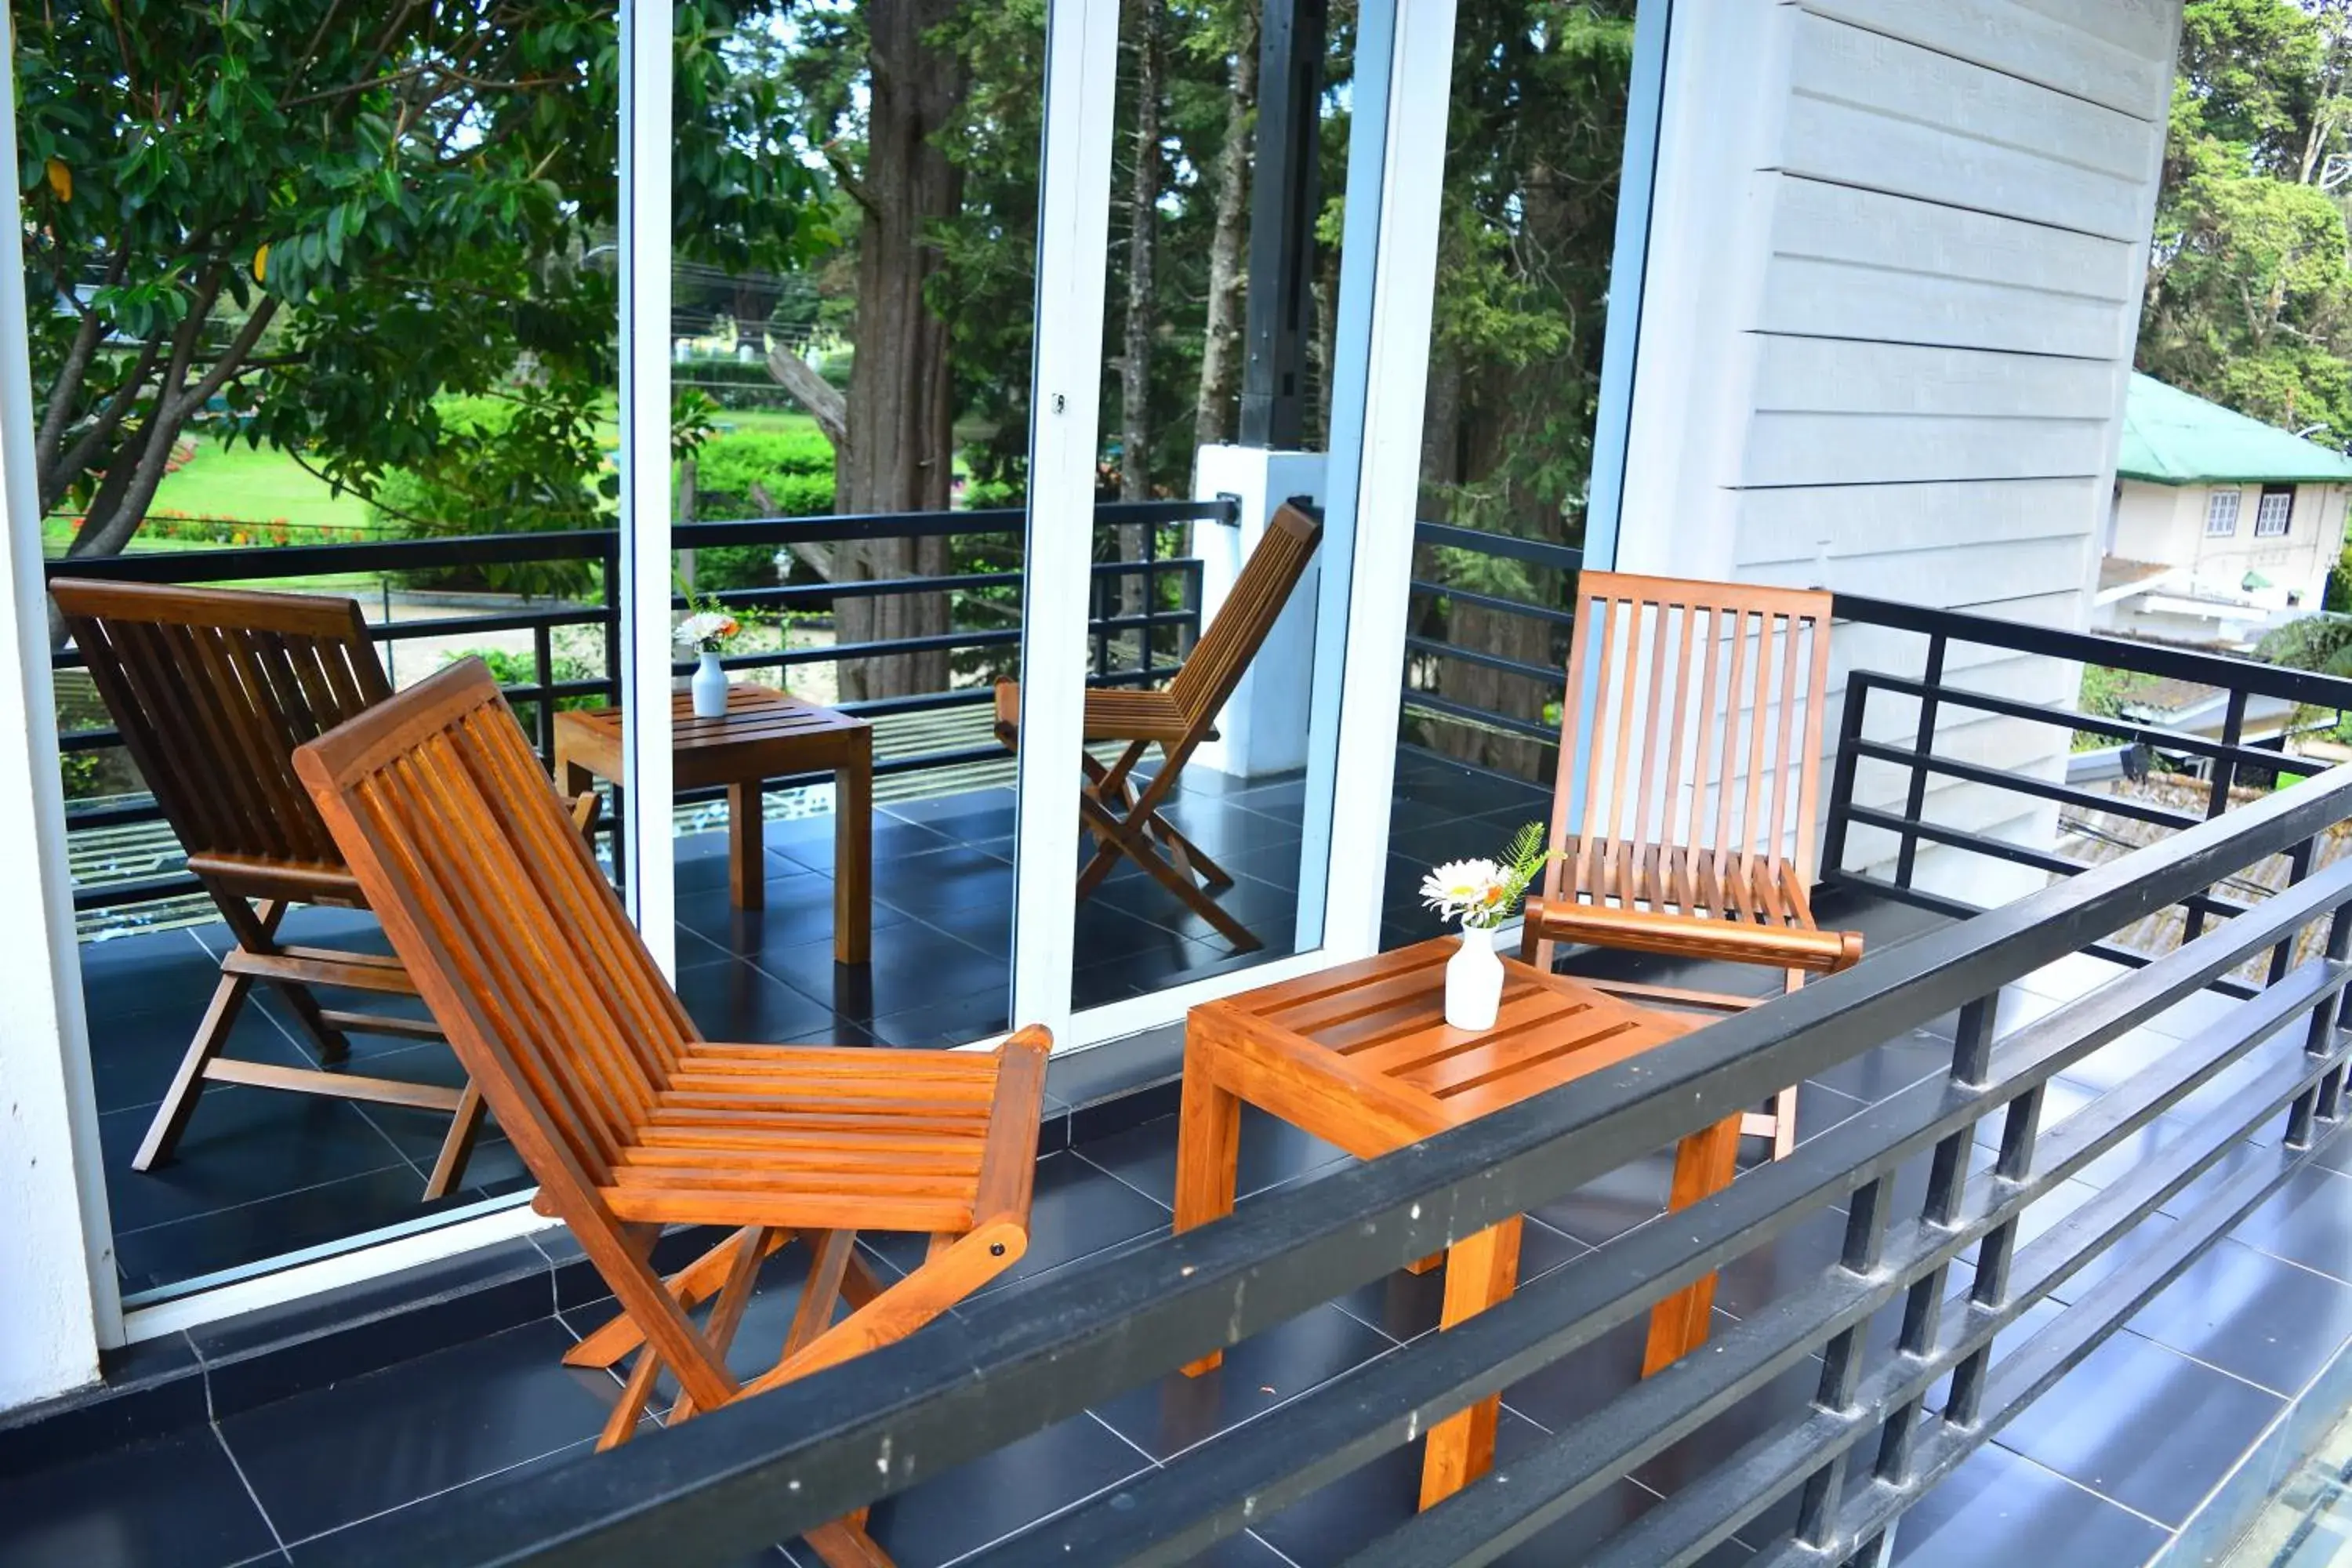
350, 757, 2352, 1567
1821, 593, 2352, 987
1399, 520, 1583, 755
47, 497, 1228, 913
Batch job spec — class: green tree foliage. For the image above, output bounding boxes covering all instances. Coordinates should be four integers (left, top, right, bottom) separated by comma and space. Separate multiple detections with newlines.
2141, 0, 2352, 441
19, 1, 820, 566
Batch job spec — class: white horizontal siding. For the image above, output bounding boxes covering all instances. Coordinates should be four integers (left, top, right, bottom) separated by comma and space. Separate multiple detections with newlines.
1802, 0, 2172, 117
1752, 339, 2122, 420
1759, 254, 2127, 361
1770, 178, 2137, 303
1744, 412, 2111, 488
1738, 477, 2108, 566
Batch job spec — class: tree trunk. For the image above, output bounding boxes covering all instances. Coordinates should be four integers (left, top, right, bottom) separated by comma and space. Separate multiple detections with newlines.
1192, 9, 1257, 456
1118, 0, 1165, 628
832, 0, 967, 702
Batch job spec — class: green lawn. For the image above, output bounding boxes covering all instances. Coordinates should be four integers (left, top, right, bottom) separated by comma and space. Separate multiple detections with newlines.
149, 439, 376, 532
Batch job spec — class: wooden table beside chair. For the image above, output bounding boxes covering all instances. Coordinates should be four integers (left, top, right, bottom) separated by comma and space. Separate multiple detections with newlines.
1173, 937, 1743, 1511
293, 658, 1051, 1568
554, 684, 872, 961
1519, 572, 1865, 1159
48, 578, 595, 1200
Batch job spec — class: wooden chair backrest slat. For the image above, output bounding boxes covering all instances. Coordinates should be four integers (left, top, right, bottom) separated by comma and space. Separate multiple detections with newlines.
294, 659, 696, 1189
51, 579, 393, 874
1167, 503, 1323, 728
1544, 573, 1834, 915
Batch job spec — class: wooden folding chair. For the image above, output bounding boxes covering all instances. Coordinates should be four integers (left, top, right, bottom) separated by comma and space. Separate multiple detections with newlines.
1519, 572, 1864, 1160
993, 502, 1323, 953
49, 579, 561, 1200
292, 658, 1052, 1568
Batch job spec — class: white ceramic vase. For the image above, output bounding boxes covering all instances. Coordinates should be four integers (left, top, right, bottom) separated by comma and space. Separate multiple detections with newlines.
690, 649, 730, 718
1445, 922, 1504, 1031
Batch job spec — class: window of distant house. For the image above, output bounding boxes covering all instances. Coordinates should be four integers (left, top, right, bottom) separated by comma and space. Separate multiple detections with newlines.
2205, 488, 2241, 535
2255, 485, 2293, 538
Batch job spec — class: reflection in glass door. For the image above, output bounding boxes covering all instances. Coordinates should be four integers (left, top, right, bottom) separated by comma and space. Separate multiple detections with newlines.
35, 4, 626, 1308
664, 2, 1054, 1054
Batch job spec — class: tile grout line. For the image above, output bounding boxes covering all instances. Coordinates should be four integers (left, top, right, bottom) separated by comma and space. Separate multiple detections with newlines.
1067, 1148, 1175, 1215
210, 1421, 292, 1558
1986, 1435, 2182, 1533
932, 1417, 1162, 1568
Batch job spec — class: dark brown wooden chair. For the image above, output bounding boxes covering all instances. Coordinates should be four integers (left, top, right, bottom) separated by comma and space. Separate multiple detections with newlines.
292, 658, 1052, 1568
993, 502, 1323, 953
1518, 572, 1864, 1159
49, 579, 580, 1200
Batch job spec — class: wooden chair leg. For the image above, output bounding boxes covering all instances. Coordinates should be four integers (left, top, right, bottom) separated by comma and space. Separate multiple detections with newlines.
1078, 793, 1261, 953
216, 895, 351, 1065
668, 1225, 778, 1425
132, 965, 258, 1171
421, 1080, 488, 1200
739, 1220, 1028, 1399
801, 1516, 895, 1568
566, 1226, 797, 1369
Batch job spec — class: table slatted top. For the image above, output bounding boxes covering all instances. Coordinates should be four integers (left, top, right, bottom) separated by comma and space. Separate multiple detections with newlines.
1201, 938, 1694, 1127
559, 686, 866, 750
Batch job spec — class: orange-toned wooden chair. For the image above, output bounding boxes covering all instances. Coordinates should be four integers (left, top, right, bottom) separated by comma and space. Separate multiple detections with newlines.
1519, 573, 1863, 1159
49, 579, 550, 1200
292, 659, 1051, 1568
993, 502, 1323, 953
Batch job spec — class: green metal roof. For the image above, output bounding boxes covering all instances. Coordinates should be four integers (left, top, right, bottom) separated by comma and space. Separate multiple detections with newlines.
2118, 373, 2352, 485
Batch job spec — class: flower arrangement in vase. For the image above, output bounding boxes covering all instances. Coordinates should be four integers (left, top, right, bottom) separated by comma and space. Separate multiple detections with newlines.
1420, 822, 1559, 1031
674, 579, 757, 718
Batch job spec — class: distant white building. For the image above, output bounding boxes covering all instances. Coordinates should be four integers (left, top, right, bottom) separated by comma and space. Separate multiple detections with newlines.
2096, 373, 2352, 648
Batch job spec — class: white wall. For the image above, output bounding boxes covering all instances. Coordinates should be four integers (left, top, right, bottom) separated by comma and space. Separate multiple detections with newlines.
0, 15, 111, 1410
1617, 0, 2181, 906
2100, 479, 2347, 643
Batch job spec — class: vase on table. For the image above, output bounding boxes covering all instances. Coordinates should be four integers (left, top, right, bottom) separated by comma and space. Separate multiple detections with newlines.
690, 649, 730, 718
1445, 922, 1504, 1031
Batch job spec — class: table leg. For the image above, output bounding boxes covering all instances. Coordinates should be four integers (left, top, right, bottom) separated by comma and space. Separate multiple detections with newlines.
728, 780, 765, 910
561, 759, 595, 798
1419, 1216, 1524, 1510
834, 732, 872, 964
1642, 1112, 1745, 1375
1174, 1062, 1241, 1377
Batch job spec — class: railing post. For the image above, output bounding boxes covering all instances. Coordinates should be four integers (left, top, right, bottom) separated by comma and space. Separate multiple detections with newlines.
532, 622, 557, 768
1820, 673, 1869, 883
1141, 520, 1157, 684
2288, 900, 2352, 1145
1878, 993, 1994, 1480
1797, 1173, 1889, 1548
1893, 633, 1946, 890
2183, 688, 2249, 944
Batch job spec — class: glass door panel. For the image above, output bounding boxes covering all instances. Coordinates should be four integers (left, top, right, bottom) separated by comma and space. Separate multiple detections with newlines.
667, 1, 1049, 1052
41, 3, 622, 1306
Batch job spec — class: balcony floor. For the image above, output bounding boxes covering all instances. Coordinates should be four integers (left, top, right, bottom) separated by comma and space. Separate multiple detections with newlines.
75, 747, 1553, 1301
20, 882, 2352, 1567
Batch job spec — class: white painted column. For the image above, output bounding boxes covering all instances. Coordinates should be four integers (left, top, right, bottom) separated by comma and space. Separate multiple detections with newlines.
1189, 445, 1326, 779
0, 16, 114, 1409
1319, 0, 1457, 962
619, 0, 676, 973
1009, 0, 1122, 1040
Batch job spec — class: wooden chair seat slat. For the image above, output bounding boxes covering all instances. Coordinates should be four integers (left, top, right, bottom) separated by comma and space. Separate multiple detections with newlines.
1521, 573, 1865, 1160
49, 579, 489, 1199
292, 659, 1052, 1566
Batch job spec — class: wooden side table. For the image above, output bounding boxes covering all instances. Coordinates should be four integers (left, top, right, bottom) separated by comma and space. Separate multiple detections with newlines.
1175, 937, 1743, 1510
554, 686, 872, 962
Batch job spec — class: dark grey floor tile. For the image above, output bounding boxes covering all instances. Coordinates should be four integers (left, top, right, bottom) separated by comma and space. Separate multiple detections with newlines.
866, 990, 1013, 1049
858, 1152, 1171, 1302
1073, 1108, 1346, 1210
883, 786, 1016, 841
750, 924, 1003, 1025
87, 1006, 316, 1117
1153, 795, 1306, 860
113, 1162, 487, 1298
219, 1319, 615, 1545
2219, 1165, 2352, 1283
1526, 1148, 1677, 1249
1993, 1326, 2281, 1526
1810, 1029, 1955, 1105
1091, 1305, 1398, 1461
765, 811, 960, 876
677, 874, 913, 964
1889, 1441, 2170, 1567
100, 1085, 410, 1236
868, 842, 1017, 913
819, 1413, 1151, 1568
2121, 1236, 2352, 1396
0, 1426, 279, 1568
677, 958, 842, 1044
